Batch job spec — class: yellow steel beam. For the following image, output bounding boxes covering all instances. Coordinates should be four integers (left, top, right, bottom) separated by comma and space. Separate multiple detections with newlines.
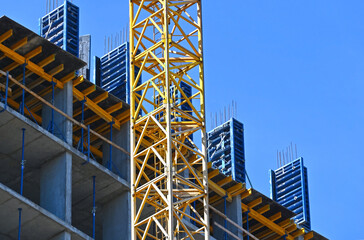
256, 204, 270, 214
12, 64, 64, 98
286, 224, 297, 233
73, 87, 120, 130
247, 197, 262, 208
10, 37, 27, 51
92, 92, 108, 104
73, 85, 96, 103
291, 228, 305, 238
3, 46, 42, 72
227, 183, 244, 195
73, 91, 108, 117
26, 71, 74, 111
6, 98, 42, 124
73, 75, 84, 86
241, 189, 252, 199
61, 72, 76, 83
278, 219, 294, 228
0, 37, 28, 60
217, 176, 233, 187
73, 103, 123, 132
210, 186, 248, 205
249, 212, 282, 233
0, 43, 63, 88
304, 232, 314, 240
0, 30, 13, 43
37, 54, 56, 67
73, 135, 103, 158
208, 169, 219, 179
241, 201, 294, 240
197, 169, 231, 202
82, 85, 96, 95
9, 54, 56, 89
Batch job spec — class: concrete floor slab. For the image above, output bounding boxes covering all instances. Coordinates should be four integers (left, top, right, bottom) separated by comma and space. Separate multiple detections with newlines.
0, 182, 91, 240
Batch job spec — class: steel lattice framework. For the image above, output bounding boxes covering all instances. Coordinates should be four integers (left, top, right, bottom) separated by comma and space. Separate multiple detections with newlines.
129, 0, 209, 239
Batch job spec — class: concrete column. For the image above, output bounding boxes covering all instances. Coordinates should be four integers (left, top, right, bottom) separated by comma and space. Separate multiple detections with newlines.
40, 152, 72, 223
211, 194, 243, 240
227, 195, 243, 239
40, 81, 73, 230
102, 122, 130, 182
102, 192, 131, 240
50, 232, 71, 240
42, 81, 73, 144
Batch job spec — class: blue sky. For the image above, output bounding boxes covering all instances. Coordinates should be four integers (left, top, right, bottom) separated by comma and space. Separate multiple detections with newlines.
1, 1, 363, 239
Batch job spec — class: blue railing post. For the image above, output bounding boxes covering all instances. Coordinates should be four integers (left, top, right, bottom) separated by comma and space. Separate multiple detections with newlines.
80, 99, 86, 153
87, 125, 91, 162
92, 176, 96, 239
108, 121, 114, 170
18, 208, 22, 240
49, 79, 55, 134
4, 71, 9, 110
20, 128, 25, 196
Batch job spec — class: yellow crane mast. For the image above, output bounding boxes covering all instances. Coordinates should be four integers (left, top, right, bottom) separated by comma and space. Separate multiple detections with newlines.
129, 0, 209, 239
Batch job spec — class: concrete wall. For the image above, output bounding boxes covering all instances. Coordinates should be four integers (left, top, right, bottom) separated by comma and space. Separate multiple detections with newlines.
40, 152, 72, 222
102, 192, 131, 240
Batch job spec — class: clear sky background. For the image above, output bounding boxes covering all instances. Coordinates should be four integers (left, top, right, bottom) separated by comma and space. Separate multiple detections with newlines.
1, 1, 363, 239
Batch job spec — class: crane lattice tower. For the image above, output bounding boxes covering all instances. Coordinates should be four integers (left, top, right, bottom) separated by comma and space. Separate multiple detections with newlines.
129, 0, 209, 239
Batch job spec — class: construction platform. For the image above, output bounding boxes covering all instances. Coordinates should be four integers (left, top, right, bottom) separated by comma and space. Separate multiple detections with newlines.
0, 16, 327, 240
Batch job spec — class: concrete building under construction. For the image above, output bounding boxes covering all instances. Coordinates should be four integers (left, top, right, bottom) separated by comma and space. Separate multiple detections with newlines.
0, 1, 328, 240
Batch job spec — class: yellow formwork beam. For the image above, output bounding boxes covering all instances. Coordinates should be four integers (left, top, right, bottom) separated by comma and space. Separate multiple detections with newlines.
3, 46, 43, 72
248, 212, 282, 233
304, 231, 314, 240
0, 30, 13, 43
12, 64, 64, 98
73, 135, 103, 158
73, 87, 120, 130
0, 43, 63, 88
9, 37, 27, 51
247, 197, 262, 208
241, 201, 294, 240
208, 169, 219, 179
73, 103, 123, 132
217, 175, 233, 187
